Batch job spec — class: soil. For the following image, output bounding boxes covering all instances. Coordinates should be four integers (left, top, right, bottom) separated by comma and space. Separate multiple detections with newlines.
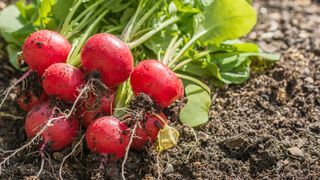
0, 0, 320, 179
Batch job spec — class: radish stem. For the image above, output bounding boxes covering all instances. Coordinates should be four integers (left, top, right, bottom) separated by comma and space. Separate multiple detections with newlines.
175, 73, 211, 94
127, 16, 180, 49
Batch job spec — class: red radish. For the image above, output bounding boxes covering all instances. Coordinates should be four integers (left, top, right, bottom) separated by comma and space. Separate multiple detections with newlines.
77, 93, 100, 128
25, 102, 79, 151
79, 110, 101, 129
101, 93, 115, 115
131, 113, 167, 150
78, 93, 115, 128
17, 91, 48, 111
78, 92, 115, 128
81, 33, 134, 88
86, 116, 129, 159
16, 72, 48, 111
130, 60, 184, 108
42, 63, 84, 103
22, 30, 71, 75
178, 79, 185, 100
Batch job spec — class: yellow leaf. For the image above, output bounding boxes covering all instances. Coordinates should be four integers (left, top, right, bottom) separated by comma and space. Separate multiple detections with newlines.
156, 125, 179, 153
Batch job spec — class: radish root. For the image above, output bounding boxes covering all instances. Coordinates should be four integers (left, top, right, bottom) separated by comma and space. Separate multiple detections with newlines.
186, 128, 198, 161
59, 134, 85, 180
156, 153, 162, 180
0, 70, 32, 109
0, 112, 23, 120
65, 85, 90, 119
70, 77, 111, 117
121, 122, 138, 180
0, 115, 65, 174
36, 158, 45, 178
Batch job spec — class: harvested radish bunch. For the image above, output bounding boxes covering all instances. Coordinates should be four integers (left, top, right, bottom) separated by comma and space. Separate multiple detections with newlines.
86, 116, 129, 159
22, 30, 71, 75
131, 113, 167, 150
130, 60, 184, 108
17, 91, 47, 112
78, 92, 115, 128
42, 63, 84, 103
81, 33, 134, 88
25, 102, 79, 151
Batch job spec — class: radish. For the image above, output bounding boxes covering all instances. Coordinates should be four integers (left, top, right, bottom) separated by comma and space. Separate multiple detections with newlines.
22, 30, 71, 75
178, 79, 185, 100
79, 109, 101, 129
81, 33, 134, 88
131, 113, 167, 150
78, 93, 115, 128
77, 93, 101, 128
130, 60, 184, 108
101, 94, 115, 115
25, 102, 79, 151
16, 72, 48, 111
42, 63, 84, 103
85, 116, 129, 159
1, 30, 71, 109
16, 91, 48, 112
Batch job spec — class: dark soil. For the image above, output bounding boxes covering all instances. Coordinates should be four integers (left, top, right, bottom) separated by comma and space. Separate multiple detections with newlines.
0, 0, 320, 179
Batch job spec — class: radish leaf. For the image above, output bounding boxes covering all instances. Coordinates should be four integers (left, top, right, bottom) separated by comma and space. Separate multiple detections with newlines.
52, 0, 74, 21
0, 5, 25, 45
197, 0, 257, 43
33, 0, 56, 28
180, 84, 211, 127
219, 59, 251, 84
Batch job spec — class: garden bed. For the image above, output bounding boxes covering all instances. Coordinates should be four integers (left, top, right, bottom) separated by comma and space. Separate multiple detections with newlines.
0, 0, 319, 179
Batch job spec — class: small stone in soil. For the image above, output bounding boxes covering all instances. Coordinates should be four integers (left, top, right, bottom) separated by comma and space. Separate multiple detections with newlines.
193, 162, 201, 169
288, 147, 304, 157
283, 159, 289, 165
53, 152, 64, 161
295, 138, 305, 148
163, 163, 174, 174
221, 136, 246, 149
304, 77, 314, 83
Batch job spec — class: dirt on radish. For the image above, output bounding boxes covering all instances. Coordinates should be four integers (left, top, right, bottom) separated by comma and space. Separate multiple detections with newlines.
0, 0, 319, 179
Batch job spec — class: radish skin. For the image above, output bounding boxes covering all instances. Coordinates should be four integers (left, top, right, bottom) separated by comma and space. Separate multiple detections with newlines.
131, 113, 167, 150
16, 92, 48, 112
24, 102, 79, 151
101, 94, 115, 115
130, 60, 184, 108
85, 116, 129, 159
81, 33, 134, 88
78, 93, 115, 128
42, 63, 84, 103
22, 30, 71, 75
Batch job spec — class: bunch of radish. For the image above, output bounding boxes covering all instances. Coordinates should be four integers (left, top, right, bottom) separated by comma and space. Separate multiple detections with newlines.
10, 29, 184, 160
